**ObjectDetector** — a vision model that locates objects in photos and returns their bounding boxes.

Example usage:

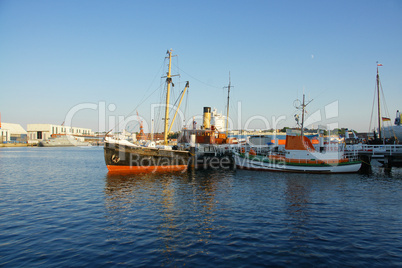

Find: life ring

[240,147,245,154]
[111,154,120,163]
[249,148,256,156]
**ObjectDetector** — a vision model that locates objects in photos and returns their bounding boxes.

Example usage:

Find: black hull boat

[103,50,192,174]
[104,141,191,173]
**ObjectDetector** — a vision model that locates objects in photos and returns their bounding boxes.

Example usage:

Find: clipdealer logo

[63,99,342,165]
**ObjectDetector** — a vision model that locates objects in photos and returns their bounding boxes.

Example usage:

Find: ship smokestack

[203,107,211,129]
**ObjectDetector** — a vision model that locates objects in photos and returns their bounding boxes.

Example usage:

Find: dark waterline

[1,147,401,267]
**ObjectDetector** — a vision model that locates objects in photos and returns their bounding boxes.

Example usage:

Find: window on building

[37,132,42,139]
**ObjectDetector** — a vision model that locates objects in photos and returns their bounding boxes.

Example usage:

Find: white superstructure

[382,110,402,142]
[211,108,227,132]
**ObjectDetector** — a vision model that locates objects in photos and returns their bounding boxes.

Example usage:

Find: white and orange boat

[234,95,362,173]
[234,131,361,173]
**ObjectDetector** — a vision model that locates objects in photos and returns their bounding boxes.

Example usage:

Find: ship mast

[376,62,382,140]
[295,93,312,137]
[301,94,305,137]
[224,73,232,137]
[163,50,173,145]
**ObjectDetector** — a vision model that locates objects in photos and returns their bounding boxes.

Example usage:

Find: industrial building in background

[27,124,94,145]
[0,122,28,144]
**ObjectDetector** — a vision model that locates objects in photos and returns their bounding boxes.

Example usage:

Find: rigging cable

[368,80,376,134]
[105,60,165,135]
[174,65,221,89]
[379,79,397,140]
[106,80,164,136]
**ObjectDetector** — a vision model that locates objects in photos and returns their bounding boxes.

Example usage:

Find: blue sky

[1,0,401,133]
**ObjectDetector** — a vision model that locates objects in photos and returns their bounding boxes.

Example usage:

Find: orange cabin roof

[285,135,316,151]
[271,137,318,145]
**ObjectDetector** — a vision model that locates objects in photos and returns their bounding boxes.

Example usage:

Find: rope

[368,80,376,133]
[154,77,165,134]
[105,60,165,136]
[360,159,371,165]
[174,65,221,89]
[379,79,397,140]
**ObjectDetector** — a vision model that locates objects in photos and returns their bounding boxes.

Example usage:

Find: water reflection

[360,159,402,178]
[103,170,234,265]
[284,174,312,251]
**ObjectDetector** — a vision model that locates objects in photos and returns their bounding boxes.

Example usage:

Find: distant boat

[104,50,191,173]
[234,94,362,173]
[38,135,91,147]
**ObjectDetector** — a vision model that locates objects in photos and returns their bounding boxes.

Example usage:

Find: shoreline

[0,144,29,147]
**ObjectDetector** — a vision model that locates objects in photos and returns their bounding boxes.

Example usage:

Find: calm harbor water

[1,147,401,267]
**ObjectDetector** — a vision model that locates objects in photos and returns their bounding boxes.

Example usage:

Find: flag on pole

[377,63,383,66]
[382,117,391,121]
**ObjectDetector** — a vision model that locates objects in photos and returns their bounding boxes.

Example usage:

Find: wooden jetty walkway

[347,144,402,169]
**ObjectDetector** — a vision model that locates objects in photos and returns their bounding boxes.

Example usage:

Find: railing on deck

[346,144,402,156]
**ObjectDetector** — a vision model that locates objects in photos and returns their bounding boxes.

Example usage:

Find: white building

[27,124,94,144]
[0,123,28,143]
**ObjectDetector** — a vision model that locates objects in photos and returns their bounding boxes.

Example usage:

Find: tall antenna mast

[223,72,233,137]
[294,93,313,137]
[376,62,382,140]
[301,94,306,137]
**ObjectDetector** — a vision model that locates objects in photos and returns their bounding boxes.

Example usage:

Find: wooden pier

[347,144,402,169]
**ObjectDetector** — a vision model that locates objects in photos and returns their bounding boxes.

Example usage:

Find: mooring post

[190,134,196,169]
[384,156,392,175]
[360,155,372,174]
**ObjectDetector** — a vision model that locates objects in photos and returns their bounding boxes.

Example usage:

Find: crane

[136,110,145,140]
